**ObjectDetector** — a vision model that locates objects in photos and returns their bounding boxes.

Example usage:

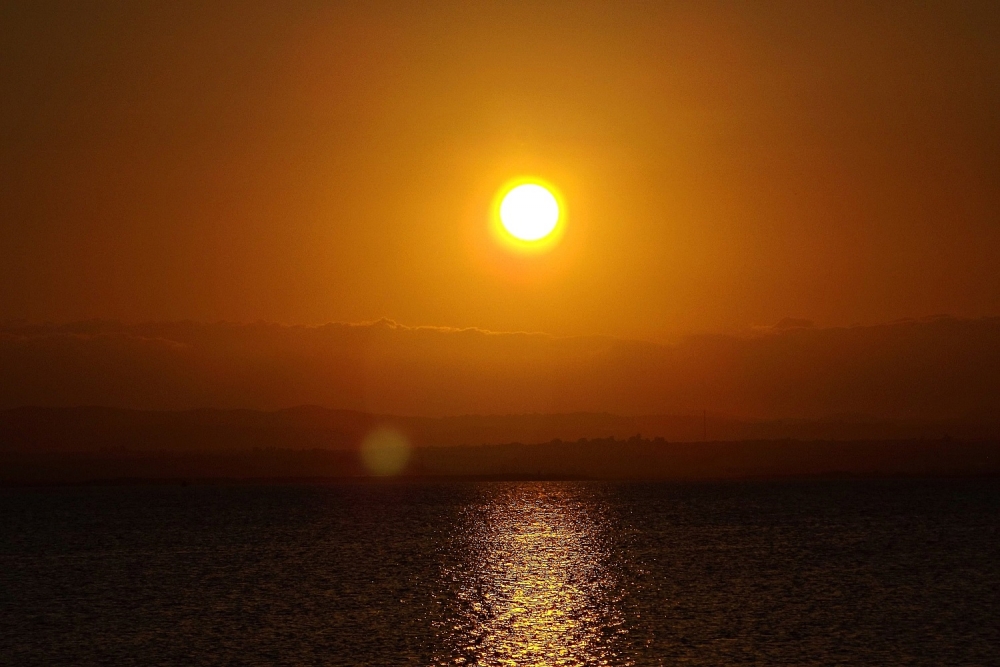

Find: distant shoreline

[3,406,997,484]
[4,471,1000,489]
[2,437,997,485]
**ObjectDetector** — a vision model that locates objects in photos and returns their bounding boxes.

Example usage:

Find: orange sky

[3,317,999,419]
[2,1,999,339]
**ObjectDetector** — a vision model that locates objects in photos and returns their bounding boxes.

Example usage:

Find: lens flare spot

[360,426,411,476]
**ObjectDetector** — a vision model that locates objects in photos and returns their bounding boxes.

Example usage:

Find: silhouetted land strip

[1,407,997,484]
[4,405,999,451]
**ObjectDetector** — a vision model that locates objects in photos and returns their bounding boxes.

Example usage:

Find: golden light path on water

[437,483,629,667]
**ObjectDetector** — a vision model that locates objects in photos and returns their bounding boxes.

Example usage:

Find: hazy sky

[3,1,999,338]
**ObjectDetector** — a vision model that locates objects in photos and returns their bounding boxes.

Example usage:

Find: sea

[1,480,998,666]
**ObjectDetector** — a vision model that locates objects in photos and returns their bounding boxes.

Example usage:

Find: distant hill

[1,406,997,483]
[3,405,1000,454]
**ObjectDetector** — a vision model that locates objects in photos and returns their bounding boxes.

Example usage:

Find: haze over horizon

[2,315,998,420]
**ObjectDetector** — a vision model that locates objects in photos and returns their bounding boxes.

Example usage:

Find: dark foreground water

[1,481,998,666]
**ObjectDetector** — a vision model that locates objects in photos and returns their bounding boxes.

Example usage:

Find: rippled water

[1,480,998,665]
[438,485,626,666]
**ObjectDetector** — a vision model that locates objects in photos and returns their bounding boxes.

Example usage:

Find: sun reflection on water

[437,483,629,667]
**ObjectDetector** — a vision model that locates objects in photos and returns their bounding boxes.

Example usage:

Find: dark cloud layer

[1,316,998,419]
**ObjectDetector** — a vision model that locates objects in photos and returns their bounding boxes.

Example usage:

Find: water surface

[1,480,998,665]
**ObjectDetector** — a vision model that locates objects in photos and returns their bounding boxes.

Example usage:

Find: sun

[499,183,560,242]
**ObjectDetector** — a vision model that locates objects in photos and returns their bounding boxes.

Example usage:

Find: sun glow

[494,181,563,248]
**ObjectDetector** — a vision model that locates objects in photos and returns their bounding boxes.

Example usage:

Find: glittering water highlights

[437,484,627,666]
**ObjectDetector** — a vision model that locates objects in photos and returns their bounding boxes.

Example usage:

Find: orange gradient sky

[2,1,999,339]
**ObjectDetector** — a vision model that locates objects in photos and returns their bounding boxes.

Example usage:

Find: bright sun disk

[499,184,560,242]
